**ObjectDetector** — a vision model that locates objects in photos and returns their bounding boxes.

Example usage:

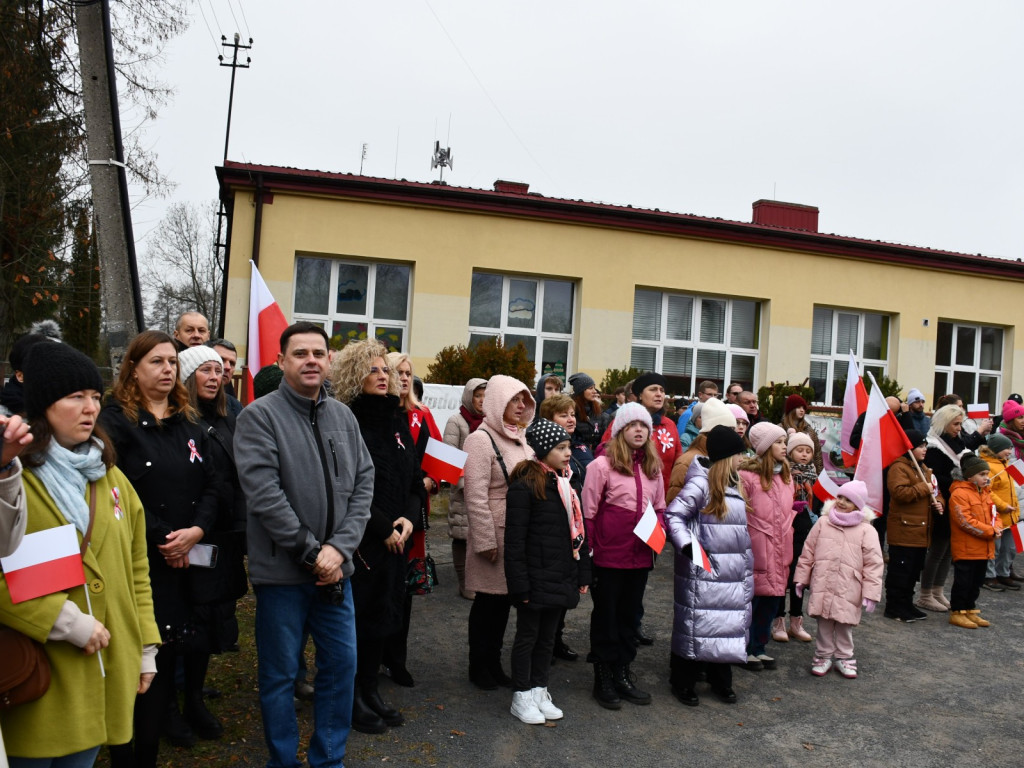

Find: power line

[195,0,220,56]
[224,0,243,37]
[205,0,224,36]
[235,0,253,39]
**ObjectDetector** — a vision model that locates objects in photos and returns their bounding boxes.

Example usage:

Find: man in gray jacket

[235,321,374,768]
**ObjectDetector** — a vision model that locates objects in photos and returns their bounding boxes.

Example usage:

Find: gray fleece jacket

[235,380,374,585]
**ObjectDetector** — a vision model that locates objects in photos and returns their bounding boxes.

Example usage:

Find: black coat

[925,434,968,538]
[504,473,592,608]
[99,402,227,644]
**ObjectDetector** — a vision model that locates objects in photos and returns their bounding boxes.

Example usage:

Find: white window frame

[467,272,575,376]
[809,307,890,406]
[629,290,760,396]
[291,256,412,351]
[933,320,1003,406]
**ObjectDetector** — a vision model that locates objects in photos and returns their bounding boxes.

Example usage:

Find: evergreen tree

[60,206,101,360]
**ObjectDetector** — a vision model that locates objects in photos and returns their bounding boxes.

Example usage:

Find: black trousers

[467,591,511,667]
[669,653,732,691]
[950,559,988,611]
[510,603,561,691]
[885,544,927,615]
[588,566,648,665]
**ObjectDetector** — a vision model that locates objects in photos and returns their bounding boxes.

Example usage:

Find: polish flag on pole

[1005,459,1024,485]
[420,437,469,484]
[840,351,869,466]
[966,403,990,420]
[1011,520,1024,554]
[812,469,843,504]
[854,372,914,511]
[247,260,289,393]
[633,501,666,554]
[1,525,85,604]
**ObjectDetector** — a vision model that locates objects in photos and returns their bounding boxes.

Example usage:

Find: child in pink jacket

[794,480,884,680]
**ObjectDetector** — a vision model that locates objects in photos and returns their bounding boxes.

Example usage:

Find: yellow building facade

[218,163,1024,408]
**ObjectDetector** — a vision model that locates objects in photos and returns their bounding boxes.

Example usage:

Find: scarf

[999,425,1024,461]
[539,460,585,560]
[926,432,969,466]
[828,505,865,528]
[460,404,484,433]
[31,437,107,535]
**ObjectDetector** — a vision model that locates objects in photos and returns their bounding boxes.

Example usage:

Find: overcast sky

[130,0,1024,262]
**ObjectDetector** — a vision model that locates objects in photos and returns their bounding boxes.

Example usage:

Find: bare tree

[142,202,222,332]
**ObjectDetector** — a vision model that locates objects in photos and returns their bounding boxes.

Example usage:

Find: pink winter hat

[1002,400,1024,422]
[786,429,814,454]
[836,480,868,511]
[748,422,786,457]
[611,402,654,438]
[727,404,748,423]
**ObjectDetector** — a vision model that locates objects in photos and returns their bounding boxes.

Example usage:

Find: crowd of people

[1,314,1021,765]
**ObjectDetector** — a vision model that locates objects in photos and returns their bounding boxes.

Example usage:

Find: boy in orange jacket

[948,454,1002,628]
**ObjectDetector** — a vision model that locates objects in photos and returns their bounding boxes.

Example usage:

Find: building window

[933,321,1002,407]
[809,307,889,406]
[468,272,575,378]
[292,255,411,351]
[629,289,760,395]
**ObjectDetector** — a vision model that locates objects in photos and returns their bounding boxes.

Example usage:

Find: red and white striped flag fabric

[967,403,990,420]
[247,260,289,393]
[1,524,85,604]
[812,469,843,504]
[691,534,712,573]
[840,351,869,466]
[421,437,468,485]
[855,372,914,511]
[633,501,666,553]
[1006,459,1024,485]
[1011,521,1024,554]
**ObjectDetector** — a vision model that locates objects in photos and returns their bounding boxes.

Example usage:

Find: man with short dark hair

[677,380,719,433]
[209,338,243,416]
[173,311,210,350]
[235,321,374,768]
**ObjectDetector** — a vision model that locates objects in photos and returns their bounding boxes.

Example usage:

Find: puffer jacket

[979,447,1020,528]
[886,455,935,548]
[581,453,665,569]
[504,471,592,607]
[948,477,997,561]
[739,467,796,596]
[462,376,535,594]
[665,458,753,664]
[794,501,883,625]
[667,439,706,503]
[442,378,487,540]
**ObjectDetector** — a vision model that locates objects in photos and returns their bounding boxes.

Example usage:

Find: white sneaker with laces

[810,657,833,676]
[531,687,564,720]
[511,690,545,724]
[835,658,858,679]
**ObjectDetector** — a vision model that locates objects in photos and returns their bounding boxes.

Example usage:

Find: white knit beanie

[611,402,654,438]
[178,345,223,382]
[699,397,737,433]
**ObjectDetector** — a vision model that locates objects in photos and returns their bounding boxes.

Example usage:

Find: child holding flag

[504,420,591,724]
[582,402,665,710]
[739,423,795,670]
[794,480,884,678]
[947,455,1001,628]
[665,425,754,706]
[979,434,1020,591]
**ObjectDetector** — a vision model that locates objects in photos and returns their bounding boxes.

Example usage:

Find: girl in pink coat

[794,480,884,679]
[739,422,795,671]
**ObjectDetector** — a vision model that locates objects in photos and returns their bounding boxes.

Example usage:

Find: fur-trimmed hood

[821,498,879,523]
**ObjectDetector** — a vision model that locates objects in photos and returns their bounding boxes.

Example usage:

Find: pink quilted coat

[739,469,796,596]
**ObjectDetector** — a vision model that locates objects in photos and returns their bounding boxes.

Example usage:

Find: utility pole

[214,33,252,337]
[75,0,144,370]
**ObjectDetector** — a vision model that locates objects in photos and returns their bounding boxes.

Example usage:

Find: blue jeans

[255,581,356,768]
[10,747,101,768]
[986,533,1016,578]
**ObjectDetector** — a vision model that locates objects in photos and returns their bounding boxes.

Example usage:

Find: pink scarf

[828,506,865,528]
[540,460,585,560]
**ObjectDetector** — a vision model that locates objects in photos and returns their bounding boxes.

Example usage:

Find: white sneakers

[511,688,564,724]
[834,658,858,679]
[810,657,833,676]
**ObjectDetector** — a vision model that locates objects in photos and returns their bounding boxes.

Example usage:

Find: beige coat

[443,378,488,540]
[462,376,534,595]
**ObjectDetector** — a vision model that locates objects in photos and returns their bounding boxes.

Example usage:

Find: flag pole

[83,587,106,678]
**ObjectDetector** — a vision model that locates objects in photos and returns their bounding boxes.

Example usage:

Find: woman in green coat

[0,344,160,768]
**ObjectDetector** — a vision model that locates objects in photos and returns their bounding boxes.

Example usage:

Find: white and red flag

[966,403,990,420]
[1,524,85,604]
[854,372,914,511]
[840,351,869,466]
[1011,520,1024,554]
[812,469,843,504]
[1005,459,1024,485]
[420,437,468,485]
[690,533,712,573]
[247,260,289,394]
[633,501,666,554]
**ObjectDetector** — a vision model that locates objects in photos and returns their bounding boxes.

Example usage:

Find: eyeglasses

[369,366,390,375]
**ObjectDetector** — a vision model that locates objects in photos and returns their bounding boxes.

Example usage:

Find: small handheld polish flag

[1005,459,1024,485]
[812,469,843,504]
[633,501,666,554]
[420,437,469,485]
[966,403,990,420]
[1,525,85,604]
[1011,521,1024,554]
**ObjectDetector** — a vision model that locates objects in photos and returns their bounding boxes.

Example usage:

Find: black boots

[592,663,621,710]
[351,689,388,734]
[612,664,651,705]
[183,694,224,739]
[363,684,404,727]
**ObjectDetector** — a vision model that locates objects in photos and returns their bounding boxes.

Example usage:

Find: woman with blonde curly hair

[328,341,421,734]
[99,331,226,764]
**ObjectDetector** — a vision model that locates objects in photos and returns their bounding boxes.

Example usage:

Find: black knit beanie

[632,372,667,397]
[253,363,284,399]
[706,424,746,463]
[23,343,104,419]
[960,453,989,480]
[526,418,571,461]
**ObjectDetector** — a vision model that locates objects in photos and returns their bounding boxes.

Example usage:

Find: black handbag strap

[484,431,510,486]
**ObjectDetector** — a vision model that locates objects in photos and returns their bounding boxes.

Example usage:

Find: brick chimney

[494,179,529,195]
[752,199,818,232]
